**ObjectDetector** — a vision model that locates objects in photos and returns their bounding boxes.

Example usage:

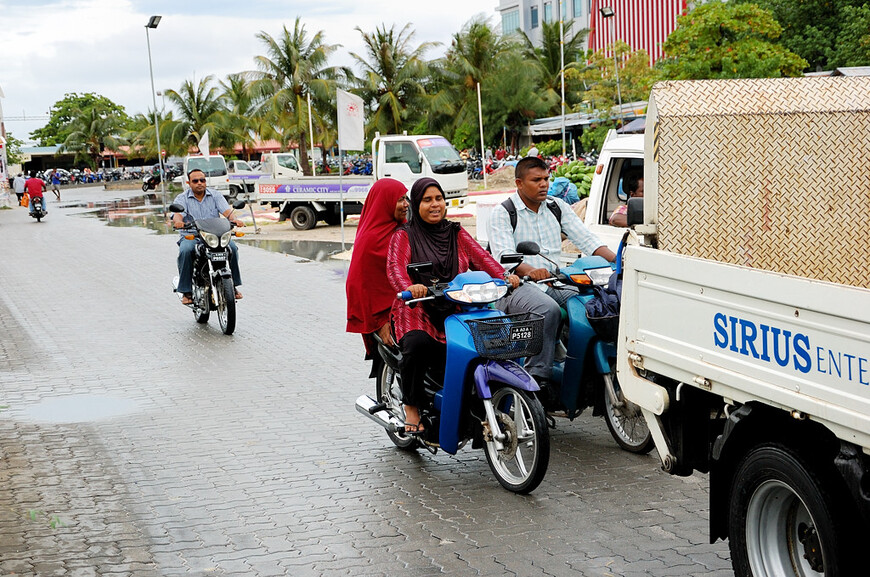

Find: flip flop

[403,422,425,435]
[181,294,194,305]
[234,291,243,300]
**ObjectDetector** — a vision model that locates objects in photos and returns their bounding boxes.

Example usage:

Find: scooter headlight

[219,231,232,247]
[200,231,220,248]
[445,281,508,304]
[585,267,613,286]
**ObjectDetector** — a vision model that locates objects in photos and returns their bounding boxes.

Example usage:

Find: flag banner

[198,130,210,158]
[336,89,365,151]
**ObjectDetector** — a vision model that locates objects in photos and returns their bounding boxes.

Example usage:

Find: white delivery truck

[615,77,870,576]
[233,134,469,230]
[174,154,232,198]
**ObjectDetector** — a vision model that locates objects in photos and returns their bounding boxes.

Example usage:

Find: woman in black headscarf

[386,177,519,434]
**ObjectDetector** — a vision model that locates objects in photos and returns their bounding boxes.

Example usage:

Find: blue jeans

[177,239,241,294]
[29,196,46,213]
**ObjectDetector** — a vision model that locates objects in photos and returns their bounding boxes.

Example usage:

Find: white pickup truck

[233,134,469,230]
[615,77,870,576]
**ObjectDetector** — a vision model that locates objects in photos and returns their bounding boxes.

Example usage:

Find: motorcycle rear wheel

[603,372,654,454]
[375,363,418,451]
[484,386,549,494]
[215,277,236,335]
[192,282,210,324]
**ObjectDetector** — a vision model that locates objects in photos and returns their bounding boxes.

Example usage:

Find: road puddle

[80,195,350,262]
[19,395,139,424]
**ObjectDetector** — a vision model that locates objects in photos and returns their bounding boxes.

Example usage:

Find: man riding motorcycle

[171,168,245,305]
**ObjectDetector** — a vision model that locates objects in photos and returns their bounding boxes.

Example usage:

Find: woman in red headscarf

[387,177,519,433]
[346,178,409,355]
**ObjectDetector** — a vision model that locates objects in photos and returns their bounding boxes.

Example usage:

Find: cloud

[0,0,497,143]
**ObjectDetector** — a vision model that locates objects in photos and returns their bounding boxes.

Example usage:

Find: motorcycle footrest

[367,402,388,415]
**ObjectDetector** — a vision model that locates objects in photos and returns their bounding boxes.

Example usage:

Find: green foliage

[58,102,129,169]
[571,42,659,119]
[451,123,477,151]
[519,19,589,116]
[580,123,613,153]
[4,132,24,166]
[735,0,869,71]
[31,93,128,146]
[660,3,808,79]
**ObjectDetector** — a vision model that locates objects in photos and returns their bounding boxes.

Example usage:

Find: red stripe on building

[589,0,686,66]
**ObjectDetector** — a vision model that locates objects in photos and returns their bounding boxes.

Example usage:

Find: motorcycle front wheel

[215,276,236,335]
[602,370,653,454]
[483,386,549,494]
[375,362,418,451]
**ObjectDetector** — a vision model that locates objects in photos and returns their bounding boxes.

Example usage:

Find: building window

[501,9,520,34]
[543,1,552,23]
[530,4,539,28]
[573,0,583,18]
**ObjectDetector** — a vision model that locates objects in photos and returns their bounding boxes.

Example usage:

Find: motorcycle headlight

[219,231,232,247]
[585,267,613,286]
[200,231,220,248]
[445,281,508,304]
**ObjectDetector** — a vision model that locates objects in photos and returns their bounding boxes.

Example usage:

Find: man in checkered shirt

[488,156,616,400]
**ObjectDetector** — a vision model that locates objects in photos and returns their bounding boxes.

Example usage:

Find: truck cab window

[599,158,643,225]
[384,142,422,174]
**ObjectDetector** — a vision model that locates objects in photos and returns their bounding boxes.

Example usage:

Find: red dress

[387,227,505,344]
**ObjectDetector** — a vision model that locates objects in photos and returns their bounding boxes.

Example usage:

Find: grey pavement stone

[0,189,732,575]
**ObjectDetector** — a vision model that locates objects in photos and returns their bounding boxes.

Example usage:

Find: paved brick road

[0,191,732,576]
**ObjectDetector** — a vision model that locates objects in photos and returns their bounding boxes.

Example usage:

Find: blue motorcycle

[355,265,551,494]
[515,241,653,454]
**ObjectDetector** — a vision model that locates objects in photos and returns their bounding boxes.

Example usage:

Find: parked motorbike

[169,201,246,335]
[356,264,551,494]
[510,241,652,453]
[29,197,47,222]
[142,171,161,191]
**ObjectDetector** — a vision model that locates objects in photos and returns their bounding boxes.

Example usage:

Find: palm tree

[165,75,227,152]
[126,110,190,160]
[58,104,128,169]
[520,19,588,115]
[351,23,435,135]
[250,18,350,175]
[220,73,259,160]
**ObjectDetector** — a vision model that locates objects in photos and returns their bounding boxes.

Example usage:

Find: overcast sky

[0,0,498,144]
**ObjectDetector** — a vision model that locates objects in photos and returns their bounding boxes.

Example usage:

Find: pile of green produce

[552,161,596,198]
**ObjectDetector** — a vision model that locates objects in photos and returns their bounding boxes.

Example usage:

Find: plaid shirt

[488,192,605,273]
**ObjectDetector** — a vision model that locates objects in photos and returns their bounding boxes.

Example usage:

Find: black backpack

[487,197,563,253]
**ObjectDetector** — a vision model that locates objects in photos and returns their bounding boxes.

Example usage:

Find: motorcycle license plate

[207,252,227,262]
[510,325,533,341]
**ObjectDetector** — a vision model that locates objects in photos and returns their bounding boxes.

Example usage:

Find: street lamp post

[559,0,566,157]
[599,6,624,126]
[145,15,167,213]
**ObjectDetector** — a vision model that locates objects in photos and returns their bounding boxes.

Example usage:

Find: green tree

[251,18,349,175]
[572,42,659,119]
[520,19,588,115]
[660,2,808,80]
[220,73,259,160]
[58,103,129,168]
[4,132,24,166]
[126,110,190,161]
[165,75,228,152]
[351,23,435,136]
[31,93,128,146]
[734,0,869,71]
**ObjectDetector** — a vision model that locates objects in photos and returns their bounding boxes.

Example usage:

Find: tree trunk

[299,132,311,176]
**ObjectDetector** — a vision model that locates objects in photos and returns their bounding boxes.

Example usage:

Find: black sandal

[403,422,425,435]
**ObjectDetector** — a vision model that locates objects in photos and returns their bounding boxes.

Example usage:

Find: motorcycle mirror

[169,203,185,213]
[516,241,541,256]
[406,262,433,277]
[500,253,523,265]
[232,200,247,210]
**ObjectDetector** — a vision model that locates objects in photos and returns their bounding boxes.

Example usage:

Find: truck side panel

[618,244,870,450]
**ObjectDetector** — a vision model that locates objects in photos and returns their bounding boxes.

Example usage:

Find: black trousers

[399,330,446,407]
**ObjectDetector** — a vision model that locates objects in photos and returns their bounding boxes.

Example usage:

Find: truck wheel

[227,186,240,201]
[728,443,857,576]
[290,206,317,230]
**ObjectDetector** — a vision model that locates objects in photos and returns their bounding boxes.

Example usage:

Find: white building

[497,0,593,47]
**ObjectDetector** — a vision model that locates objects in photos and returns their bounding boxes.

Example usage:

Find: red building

[588,0,688,65]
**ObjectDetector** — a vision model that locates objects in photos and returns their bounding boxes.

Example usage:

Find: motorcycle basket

[464,312,544,360]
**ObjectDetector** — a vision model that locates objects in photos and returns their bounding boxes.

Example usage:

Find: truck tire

[290,205,317,230]
[728,443,857,576]
[227,185,241,201]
